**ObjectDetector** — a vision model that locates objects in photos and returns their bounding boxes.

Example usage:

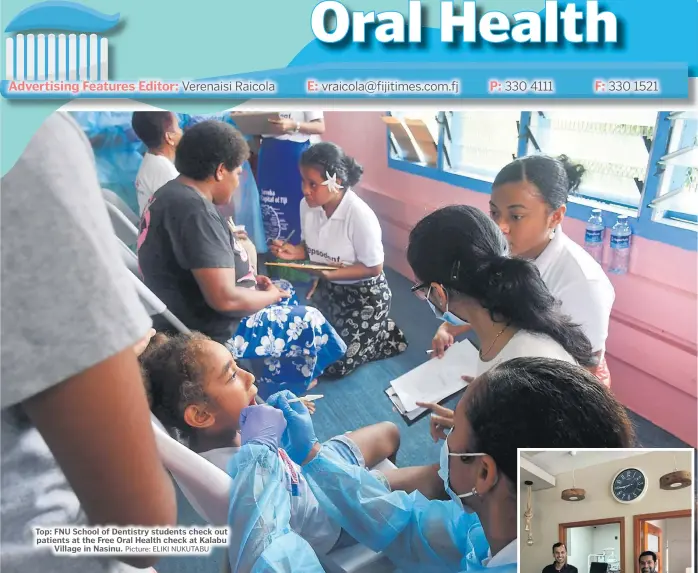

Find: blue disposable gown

[70,111,145,215]
[227,445,516,573]
[227,444,325,572]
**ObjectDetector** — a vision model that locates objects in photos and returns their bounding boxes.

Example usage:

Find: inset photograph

[519,449,695,573]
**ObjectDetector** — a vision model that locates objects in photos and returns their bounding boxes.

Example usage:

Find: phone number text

[487,79,555,94]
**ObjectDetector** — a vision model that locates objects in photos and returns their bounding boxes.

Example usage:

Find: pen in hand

[280,229,296,249]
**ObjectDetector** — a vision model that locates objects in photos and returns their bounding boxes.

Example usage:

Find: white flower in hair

[322,171,344,194]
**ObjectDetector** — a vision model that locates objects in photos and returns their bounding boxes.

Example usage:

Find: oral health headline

[311,1,619,45]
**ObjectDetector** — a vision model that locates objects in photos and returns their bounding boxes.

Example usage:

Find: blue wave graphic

[5,1,120,33]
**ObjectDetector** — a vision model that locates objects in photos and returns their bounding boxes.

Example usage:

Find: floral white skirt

[225,280,347,400]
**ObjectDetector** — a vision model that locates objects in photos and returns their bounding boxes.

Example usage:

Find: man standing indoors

[638,551,657,573]
[543,543,578,573]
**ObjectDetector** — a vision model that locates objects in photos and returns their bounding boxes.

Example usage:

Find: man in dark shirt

[542,542,578,573]
[137,120,289,343]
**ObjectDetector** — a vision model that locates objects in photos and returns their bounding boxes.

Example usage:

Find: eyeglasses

[411,262,462,302]
[410,282,430,301]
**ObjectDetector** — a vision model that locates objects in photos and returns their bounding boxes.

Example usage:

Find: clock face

[612,468,647,502]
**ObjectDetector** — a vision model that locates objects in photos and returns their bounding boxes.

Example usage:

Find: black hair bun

[478,256,542,311]
[343,156,364,187]
[557,154,586,193]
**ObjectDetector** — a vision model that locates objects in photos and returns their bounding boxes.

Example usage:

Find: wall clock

[611,467,648,503]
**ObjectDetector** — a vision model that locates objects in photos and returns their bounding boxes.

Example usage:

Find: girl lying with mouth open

[138,331,400,556]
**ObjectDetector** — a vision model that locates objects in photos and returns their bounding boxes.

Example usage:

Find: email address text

[306,79,460,95]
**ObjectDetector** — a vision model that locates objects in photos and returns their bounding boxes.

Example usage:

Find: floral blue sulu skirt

[225,280,347,400]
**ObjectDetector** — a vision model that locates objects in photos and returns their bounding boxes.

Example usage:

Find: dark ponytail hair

[493,154,585,210]
[465,357,635,483]
[407,205,594,367]
[138,331,211,441]
[300,142,364,187]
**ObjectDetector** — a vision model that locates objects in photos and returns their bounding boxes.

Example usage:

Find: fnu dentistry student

[270,142,408,377]
[225,356,635,573]
[432,154,615,387]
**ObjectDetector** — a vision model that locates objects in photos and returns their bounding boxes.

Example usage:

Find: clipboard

[384,340,479,425]
[385,387,429,424]
[230,112,282,136]
[265,261,339,271]
[385,386,467,425]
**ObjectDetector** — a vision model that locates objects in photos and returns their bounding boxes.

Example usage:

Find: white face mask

[438,430,493,513]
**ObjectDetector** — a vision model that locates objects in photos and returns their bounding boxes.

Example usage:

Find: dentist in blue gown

[225,356,635,572]
[226,376,530,572]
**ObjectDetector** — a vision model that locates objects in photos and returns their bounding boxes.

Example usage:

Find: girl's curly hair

[138,331,212,441]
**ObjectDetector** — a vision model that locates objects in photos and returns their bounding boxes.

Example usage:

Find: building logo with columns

[4,1,120,82]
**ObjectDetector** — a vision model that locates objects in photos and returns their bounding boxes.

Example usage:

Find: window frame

[650,111,698,226]
[386,111,697,251]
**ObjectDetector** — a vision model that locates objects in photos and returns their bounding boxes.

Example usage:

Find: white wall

[564,524,622,572]
[665,517,692,573]
[593,524,622,569]
[568,527,593,570]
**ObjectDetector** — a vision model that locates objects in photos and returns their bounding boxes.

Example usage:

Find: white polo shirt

[300,189,384,284]
[135,152,179,214]
[533,228,615,353]
[263,111,324,143]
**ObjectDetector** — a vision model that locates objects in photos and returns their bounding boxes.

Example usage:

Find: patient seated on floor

[138,332,401,556]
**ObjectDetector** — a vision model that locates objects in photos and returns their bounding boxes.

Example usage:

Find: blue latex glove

[239,404,287,452]
[266,391,319,465]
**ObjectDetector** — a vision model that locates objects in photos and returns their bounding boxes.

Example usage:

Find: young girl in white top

[270,142,408,377]
[132,111,182,214]
[432,155,615,386]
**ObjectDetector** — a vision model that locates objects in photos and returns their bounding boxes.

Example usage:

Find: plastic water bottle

[584,209,604,264]
[608,215,632,274]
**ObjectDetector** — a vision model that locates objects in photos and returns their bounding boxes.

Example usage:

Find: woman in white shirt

[411,204,595,378]
[131,111,182,214]
[432,154,615,386]
[270,142,408,377]
[257,112,326,283]
[383,204,596,498]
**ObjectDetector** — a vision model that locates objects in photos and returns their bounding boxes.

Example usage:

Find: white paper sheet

[390,340,480,412]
